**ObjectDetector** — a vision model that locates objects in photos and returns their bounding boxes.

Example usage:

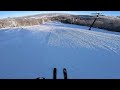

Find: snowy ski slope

[0,21,120,79]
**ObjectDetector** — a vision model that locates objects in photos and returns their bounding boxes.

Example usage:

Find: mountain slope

[0,22,120,79]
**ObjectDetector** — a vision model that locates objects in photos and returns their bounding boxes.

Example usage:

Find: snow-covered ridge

[28,13,71,19]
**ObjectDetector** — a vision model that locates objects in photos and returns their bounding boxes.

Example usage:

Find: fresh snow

[0,21,120,79]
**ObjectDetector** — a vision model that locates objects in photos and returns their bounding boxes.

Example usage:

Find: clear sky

[0,11,120,19]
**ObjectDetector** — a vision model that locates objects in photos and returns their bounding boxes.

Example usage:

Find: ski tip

[54,68,57,70]
[63,68,67,71]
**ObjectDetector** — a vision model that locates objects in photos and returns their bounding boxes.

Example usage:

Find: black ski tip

[63,68,67,79]
[53,68,57,79]
[54,68,57,71]
[63,68,67,72]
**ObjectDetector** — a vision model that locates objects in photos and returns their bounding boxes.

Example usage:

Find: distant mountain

[13,13,71,19]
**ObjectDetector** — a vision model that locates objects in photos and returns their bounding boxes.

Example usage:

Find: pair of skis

[53,68,67,79]
[36,68,67,79]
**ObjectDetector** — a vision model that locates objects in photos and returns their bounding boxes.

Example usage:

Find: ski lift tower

[89,11,102,30]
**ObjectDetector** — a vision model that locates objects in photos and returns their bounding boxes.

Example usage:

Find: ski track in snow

[0,21,120,54]
[1,21,120,79]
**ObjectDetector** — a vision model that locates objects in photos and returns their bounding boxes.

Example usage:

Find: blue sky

[0,11,120,18]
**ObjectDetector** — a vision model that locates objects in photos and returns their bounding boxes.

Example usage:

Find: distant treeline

[0,17,50,28]
[51,15,120,32]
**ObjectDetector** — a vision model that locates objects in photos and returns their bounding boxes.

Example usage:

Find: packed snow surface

[0,21,120,79]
